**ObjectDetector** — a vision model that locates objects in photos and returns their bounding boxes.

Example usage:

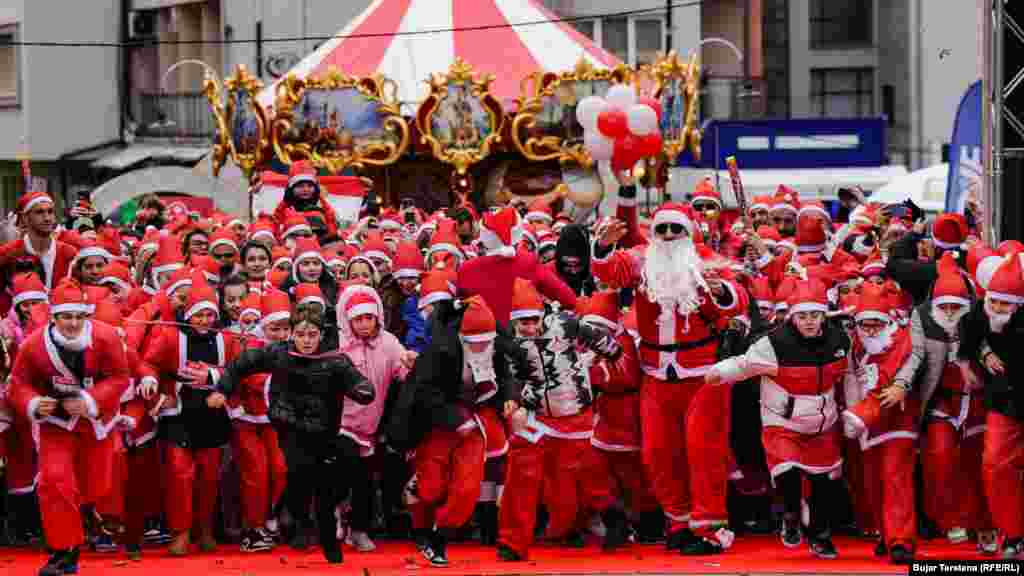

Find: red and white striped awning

[257,0,622,108]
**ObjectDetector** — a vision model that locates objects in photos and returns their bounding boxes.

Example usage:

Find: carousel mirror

[271,67,410,174]
[511,59,632,169]
[219,65,270,176]
[651,51,703,161]
[416,58,504,175]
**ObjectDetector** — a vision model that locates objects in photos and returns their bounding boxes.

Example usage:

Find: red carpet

[0,535,992,575]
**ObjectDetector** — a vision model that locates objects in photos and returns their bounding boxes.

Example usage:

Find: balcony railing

[136,92,216,139]
[701,76,767,121]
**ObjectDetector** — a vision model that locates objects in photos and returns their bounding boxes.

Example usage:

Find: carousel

[203,0,703,223]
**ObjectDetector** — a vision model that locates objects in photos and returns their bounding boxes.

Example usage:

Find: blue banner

[945,80,983,213]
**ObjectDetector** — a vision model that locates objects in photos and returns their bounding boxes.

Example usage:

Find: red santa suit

[0,193,78,307]
[7,280,131,552]
[591,203,741,550]
[840,284,918,556]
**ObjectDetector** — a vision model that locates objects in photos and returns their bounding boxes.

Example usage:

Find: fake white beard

[642,236,708,324]
[463,343,497,383]
[931,304,968,336]
[984,298,1017,334]
[51,320,93,352]
[857,322,897,356]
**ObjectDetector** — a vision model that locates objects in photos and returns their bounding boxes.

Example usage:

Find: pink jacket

[337,285,408,456]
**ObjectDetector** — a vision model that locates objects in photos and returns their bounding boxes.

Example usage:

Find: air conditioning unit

[130,11,157,40]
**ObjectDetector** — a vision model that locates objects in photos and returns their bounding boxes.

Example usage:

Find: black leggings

[776,469,842,538]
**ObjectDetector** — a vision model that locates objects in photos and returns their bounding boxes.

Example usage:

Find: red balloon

[639,133,663,157]
[612,134,642,171]
[597,108,629,139]
[638,96,663,123]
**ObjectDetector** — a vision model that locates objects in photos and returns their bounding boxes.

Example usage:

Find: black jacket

[217,341,374,434]
[555,224,597,297]
[384,306,527,452]
[885,233,967,306]
[958,300,1024,420]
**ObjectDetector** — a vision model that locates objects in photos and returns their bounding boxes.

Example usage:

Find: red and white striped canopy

[257,0,622,107]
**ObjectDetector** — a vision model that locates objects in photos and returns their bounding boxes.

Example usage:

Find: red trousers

[844,439,878,535]
[588,447,660,514]
[499,435,615,557]
[233,423,287,528]
[983,412,1024,539]
[124,443,164,542]
[4,415,37,494]
[641,375,730,536]
[860,439,916,550]
[923,421,990,533]
[409,428,485,531]
[164,444,221,533]
[37,422,114,550]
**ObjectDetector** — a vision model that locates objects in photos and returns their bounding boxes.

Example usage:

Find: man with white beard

[959,252,1024,559]
[890,252,995,554]
[593,201,741,555]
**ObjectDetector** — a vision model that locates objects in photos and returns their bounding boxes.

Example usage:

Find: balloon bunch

[576,84,664,172]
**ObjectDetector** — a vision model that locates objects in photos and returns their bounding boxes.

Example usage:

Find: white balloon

[626,104,659,136]
[575,96,608,132]
[605,84,637,110]
[584,130,614,162]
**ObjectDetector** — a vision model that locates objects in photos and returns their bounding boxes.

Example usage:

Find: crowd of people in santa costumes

[3,156,1024,575]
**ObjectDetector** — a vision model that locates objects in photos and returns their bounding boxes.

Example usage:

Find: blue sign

[945,81,983,213]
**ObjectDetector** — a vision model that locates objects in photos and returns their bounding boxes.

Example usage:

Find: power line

[0,1,702,48]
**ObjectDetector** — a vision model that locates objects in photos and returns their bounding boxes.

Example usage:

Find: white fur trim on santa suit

[932,237,963,250]
[299,295,326,308]
[509,309,544,321]
[652,209,695,236]
[209,238,238,253]
[288,173,317,189]
[461,332,497,343]
[261,310,290,327]
[798,204,831,223]
[153,261,184,276]
[986,291,1024,305]
[932,295,970,307]
[347,302,378,320]
[165,276,192,297]
[862,263,885,276]
[428,243,464,260]
[853,310,891,324]
[250,230,276,244]
[185,300,219,320]
[22,195,54,212]
[479,227,516,258]
[393,268,421,280]
[526,211,553,224]
[51,302,91,315]
[419,291,452,308]
[13,290,47,307]
[788,302,828,315]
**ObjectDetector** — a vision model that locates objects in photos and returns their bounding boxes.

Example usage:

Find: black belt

[640,335,718,353]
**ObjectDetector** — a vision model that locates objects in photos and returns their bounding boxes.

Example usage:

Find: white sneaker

[948,527,969,544]
[978,530,999,555]
[346,530,377,552]
[588,513,607,538]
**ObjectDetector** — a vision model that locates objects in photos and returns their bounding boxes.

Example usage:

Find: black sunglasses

[654,223,685,235]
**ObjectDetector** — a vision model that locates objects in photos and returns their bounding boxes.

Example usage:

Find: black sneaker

[665,528,695,551]
[681,536,724,556]
[288,526,310,551]
[780,517,802,549]
[425,530,448,567]
[496,543,523,562]
[240,529,274,553]
[874,540,887,558]
[809,536,838,560]
[562,530,585,548]
[1002,537,1024,560]
[415,530,440,565]
[38,547,78,576]
[601,508,629,551]
[889,544,913,565]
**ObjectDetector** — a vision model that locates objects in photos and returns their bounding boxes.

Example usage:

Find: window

[0,23,19,108]
[810,68,874,118]
[578,17,664,67]
[810,0,872,49]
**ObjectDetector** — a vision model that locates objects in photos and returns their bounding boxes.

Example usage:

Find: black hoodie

[555,224,596,297]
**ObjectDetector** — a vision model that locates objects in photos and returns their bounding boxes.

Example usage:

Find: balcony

[134,92,216,140]
[700,76,767,121]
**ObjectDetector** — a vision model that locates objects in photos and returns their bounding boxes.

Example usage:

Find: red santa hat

[459,296,497,343]
[480,207,521,258]
[651,203,696,237]
[270,245,292,270]
[579,290,621,333]
[771,185,800,214]
[138,228,161,261]
[749,275,776,315]
[288,160,318,189]
[266,268,289,291]
[537,227,558,252]
[195,254,222,284]
[12,272,47,308]
[17,191,54,214]
[510,278,545,321]
[163,267,193,298]
[795,213,827,253]
[984,253,1024,304]
[291,236,324,271]
[691,178,722,209]
[997,240,1024,256]
[98,261,133,294]
[248,220,277,245]
[378,212,403,233]
[342,286,382,321]
[280,213,313,240]
[932,253,970,307]
[428,219,465,264]
[849,204,876,228]
[525,198,554,224]
[967,243,996,278]
[184,281,219,321]
[932,213,968,250]
[152,234,185,277]
[71,238,113,270]
[92,299,124,330]
[798,201,831,227]
[861,253,886,279]
[295,282,325,308]
[786,278,829,315]
[748,195,772,215]
[260,289,291,327]
[392,241,425,280]
[419,270,454,309]
[854,283,893,324]
[209,227,239,255]
[361,232,394,267]
[239,293,262,324]
[775,277,798,313]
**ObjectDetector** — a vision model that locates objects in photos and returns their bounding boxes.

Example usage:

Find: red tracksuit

[228,369,287,530]
[7,321,130,550]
